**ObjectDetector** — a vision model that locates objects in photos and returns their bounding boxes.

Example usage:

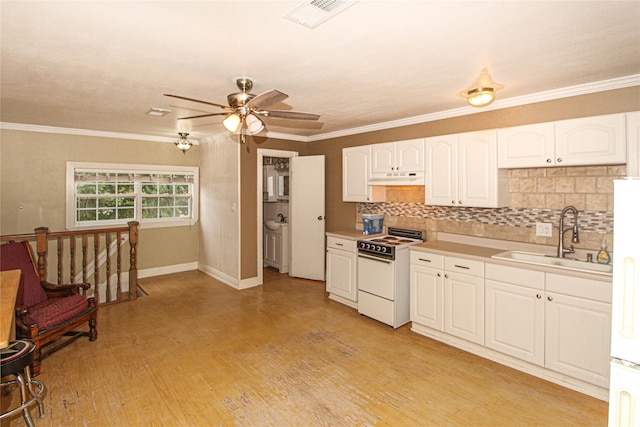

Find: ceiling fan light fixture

[466,87,496,107]
[245,113,265,134]
[223,114,241,133]
[174,132,192,154]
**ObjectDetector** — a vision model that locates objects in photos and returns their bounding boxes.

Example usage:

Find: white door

[290,155,325,281]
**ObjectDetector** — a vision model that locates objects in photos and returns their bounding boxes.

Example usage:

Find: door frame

[257,148,298,285]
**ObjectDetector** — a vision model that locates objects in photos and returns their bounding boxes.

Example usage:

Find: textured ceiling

[1,1,639,142]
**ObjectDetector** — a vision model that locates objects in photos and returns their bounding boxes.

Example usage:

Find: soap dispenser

[596,240,611,265]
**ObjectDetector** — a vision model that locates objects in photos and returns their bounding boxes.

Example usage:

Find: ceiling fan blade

[247,90,288,110]
[177,112,230,120]
[164,94,231,110]
[262,110,320,121]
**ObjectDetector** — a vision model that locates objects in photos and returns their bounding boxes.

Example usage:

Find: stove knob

[381,247,387,253]
[374,245,380,251]
[366,243,371,249]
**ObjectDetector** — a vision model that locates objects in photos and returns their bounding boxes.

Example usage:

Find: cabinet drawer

[546,273,612,303]
[410,251,444,269]
[445,256,484,277]
[485,263,544,290]
[326,236,356,252]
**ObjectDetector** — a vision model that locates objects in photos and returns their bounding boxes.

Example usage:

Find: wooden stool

[1,340,45,426]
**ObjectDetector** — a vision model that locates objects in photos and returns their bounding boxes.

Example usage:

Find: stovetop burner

[357,228,423,260]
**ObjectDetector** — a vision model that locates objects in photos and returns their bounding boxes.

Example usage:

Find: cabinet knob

[451,200,455,205]
[546,158,552,163]
[557,158,563,163]
[458,200,462,205]
[547,296,553,302]
[444,274,449,279]
[437,273,441,277]
[317,216,324,220]
[536,293,542,299]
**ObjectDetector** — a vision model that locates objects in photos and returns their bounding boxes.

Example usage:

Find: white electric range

[356,228,423,328]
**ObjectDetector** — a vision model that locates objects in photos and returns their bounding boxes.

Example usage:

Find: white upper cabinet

[342,146,385,202]
[555,113,626,166]
[625,111,640,177]
[342,146,370,202]
[370,139,425,173]
[498,113,627,168]
[425,131,508,208]
[497,122,555,168]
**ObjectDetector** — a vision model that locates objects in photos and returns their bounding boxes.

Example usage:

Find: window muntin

[67,163,198,229]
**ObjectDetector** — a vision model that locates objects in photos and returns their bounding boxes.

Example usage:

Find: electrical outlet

[536,222,553,237]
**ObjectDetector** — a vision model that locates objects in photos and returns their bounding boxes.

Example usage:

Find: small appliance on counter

[362,213,384,235]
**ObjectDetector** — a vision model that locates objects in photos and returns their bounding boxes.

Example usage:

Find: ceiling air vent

[285,0,358,29]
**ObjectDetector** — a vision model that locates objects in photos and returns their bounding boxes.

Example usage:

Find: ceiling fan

[165,78,320,143]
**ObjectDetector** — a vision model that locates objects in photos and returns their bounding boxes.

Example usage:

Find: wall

[238,136,310,280]
[358,164,625,252]
[199,134,240,284]
[307,87,640,237]
[0,129,200,271]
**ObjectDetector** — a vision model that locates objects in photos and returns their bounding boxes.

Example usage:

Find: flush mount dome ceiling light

[460,69,503,107]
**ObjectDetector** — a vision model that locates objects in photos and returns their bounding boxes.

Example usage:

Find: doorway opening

[257,149,298,286]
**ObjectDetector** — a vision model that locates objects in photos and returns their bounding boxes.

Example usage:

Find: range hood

[368,171,425,186]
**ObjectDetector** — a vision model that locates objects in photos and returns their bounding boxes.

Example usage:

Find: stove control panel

[357,240,395,260]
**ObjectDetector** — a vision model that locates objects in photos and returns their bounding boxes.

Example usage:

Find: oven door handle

[358,254,393,264]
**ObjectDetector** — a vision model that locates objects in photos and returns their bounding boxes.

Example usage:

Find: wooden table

[1,269,21,349]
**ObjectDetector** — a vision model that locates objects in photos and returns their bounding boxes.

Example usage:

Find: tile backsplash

[357,165,626,250]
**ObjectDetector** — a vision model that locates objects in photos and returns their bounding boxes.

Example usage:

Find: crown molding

[305,74,640,142]
[0,122,199,144]
[2,74,638,144]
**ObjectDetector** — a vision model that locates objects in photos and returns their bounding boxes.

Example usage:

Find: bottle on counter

[596,240,611,264]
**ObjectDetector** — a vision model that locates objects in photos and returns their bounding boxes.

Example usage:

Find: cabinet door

[395,139,425,172]
[555,113,626,166]
[458,130,507,208]
[425,135,458,206]
[444,271,484,345]
[326,249,357,300]
[342,146,371,202]
[370,142,395,173]
[410,265,443,330]
[626,111,640,177]
[545,292,612,388]
[485,280,544,366]
[264,231,281,266]
[497,123,555,168]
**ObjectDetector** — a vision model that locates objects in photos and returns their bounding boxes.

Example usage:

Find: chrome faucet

[557,205,580,258]
[277,213,287,223]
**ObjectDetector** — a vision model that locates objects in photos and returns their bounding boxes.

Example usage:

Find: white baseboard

[138,262,198,279]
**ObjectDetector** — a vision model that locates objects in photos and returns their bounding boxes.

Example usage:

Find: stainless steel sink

[491,250,612,275]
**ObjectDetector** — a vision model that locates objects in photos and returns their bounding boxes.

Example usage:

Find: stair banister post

[127,221,139,300]
[34,227,49,281]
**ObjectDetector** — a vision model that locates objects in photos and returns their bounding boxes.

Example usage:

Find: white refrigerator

[609,179,640,426]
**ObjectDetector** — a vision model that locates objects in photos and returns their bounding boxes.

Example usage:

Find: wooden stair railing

[1,221,139,305]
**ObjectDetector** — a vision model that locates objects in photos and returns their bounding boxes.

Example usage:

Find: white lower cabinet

[325,236,358,307]
[264,226,289,273]
[410,252,444,330]
[410,249,613,396]
[443,257,485,345]
[485,264,545,366]
[545,276,612,389]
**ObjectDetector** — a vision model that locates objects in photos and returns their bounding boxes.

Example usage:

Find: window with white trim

[66,162,199,229]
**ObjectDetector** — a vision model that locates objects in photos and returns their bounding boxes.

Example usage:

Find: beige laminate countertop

[411,240,612,282]
[326,230,384,240]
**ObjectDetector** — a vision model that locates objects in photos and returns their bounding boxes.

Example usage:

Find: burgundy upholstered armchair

[0,241,98,376]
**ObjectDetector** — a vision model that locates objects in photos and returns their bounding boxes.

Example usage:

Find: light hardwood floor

[2,269,608,426]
